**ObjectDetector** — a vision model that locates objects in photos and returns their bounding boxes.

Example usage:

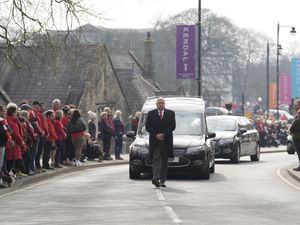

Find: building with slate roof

[0,30,161,124]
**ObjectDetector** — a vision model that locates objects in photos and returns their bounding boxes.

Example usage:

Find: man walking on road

[146,97,176,188]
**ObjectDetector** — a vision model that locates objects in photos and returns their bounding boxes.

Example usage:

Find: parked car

[207,115,260,163]
[287,134,295,154]
[206,107,229,116]
[126,96,216,180]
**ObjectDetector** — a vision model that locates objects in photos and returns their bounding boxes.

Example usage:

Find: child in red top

[43,110,57,170]
[54,110,66,167]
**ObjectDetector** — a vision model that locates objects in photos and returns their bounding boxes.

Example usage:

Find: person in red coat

[18,110,38,175]
[61,107,74,165]
[6,103,27,176]
[1,105,14,187]
[54,110,66,168]
[31,101,47,171]
[43,110,57,170]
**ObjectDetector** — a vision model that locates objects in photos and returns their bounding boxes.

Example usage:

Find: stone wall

[78,45,130,126]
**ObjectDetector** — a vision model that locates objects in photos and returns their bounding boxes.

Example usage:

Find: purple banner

[279,74,291,104]
[176,25,195,79]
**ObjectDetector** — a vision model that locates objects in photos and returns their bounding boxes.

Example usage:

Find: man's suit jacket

[146,108,176,158]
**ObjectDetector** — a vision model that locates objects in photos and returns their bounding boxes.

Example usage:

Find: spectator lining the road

[290,109,300,171]
[52,99,61,112]
[87,111,97,141]
[54,110,66,168]
[131,111,141,135]
[98,111,114,160]
[44,110,57,170]
[61,106,74,166]
[0,105,12,188]
[6,103,27,178]
[113,110,124,160]
[18,110,37,175]
[67,109,87,167]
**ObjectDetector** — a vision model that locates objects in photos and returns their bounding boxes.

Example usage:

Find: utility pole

[197,0,202,96]
[266,42,269,114]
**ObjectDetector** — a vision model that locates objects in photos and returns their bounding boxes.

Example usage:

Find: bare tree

[0,0,96,66]
[153,8,274,105]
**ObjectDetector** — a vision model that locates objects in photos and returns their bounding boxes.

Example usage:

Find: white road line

[164,206,183,224]
[155,189,182,223]
[0,173,73,199]
[156,189,165,200]
[277,168,300,191]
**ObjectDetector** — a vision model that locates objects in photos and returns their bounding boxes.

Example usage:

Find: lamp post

[276,22,296,120]
[266,42,269,114]
[197,0,202,96]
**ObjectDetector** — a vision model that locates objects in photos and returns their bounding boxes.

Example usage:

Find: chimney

[144,31,155,81]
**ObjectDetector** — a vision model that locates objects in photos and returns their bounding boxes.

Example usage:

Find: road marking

[0,173,73,199]
[277,168,300,191]
[164,206,183,224]
[156,189,165,200]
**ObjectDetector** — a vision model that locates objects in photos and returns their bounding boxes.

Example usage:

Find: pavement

[260,145,300,182]
[0,154,129,192]
[1,146,300,192]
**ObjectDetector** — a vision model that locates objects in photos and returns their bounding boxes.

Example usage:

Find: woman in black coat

[98,112,113,160]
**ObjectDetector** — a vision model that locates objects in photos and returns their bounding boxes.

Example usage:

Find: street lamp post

[276,22,296,120]
[197,0,202,96]
[267,42,269,114]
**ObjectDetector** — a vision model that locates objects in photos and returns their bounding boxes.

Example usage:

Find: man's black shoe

[43,166,55,170]
[152,179,160,187]
[160,182,166,188]
[293,166,300,171]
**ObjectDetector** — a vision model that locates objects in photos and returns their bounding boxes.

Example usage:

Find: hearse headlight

[132,145,149,154]
[187,146,206,154]
[218,138,234,145]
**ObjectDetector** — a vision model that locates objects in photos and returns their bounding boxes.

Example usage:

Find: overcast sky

[83,0,300,50]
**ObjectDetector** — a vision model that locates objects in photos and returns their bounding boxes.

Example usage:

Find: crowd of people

[0,99,139,188]
[255,118,289,147]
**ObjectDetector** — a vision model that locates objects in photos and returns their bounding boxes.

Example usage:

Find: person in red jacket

[6,103,27,177]
[43,110,57,170]
[18,110,38,175]
[0,105,14,187]
[61,107,74,165]
[54,110,66,168]
[26,102,44,173]
[31,101,48,171]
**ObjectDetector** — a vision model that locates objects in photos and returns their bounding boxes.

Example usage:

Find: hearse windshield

[138,111,204,136]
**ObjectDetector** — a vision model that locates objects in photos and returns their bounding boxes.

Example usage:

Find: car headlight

[186,146,206,154]
[218,138,234,145]
[131,145,149,154]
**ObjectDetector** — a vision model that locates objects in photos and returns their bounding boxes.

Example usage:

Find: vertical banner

[176,25,195,79]
[291,58,300,98]
[269,83,277,109]
[279,74,291,104]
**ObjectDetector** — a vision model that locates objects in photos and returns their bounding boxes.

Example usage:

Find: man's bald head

[156,97,165,111]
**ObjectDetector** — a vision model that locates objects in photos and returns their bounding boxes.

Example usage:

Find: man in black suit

[146,97,176,187]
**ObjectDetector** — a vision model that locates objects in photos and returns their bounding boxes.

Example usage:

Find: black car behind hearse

[126,96,216,180]
[207,115,260,163]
